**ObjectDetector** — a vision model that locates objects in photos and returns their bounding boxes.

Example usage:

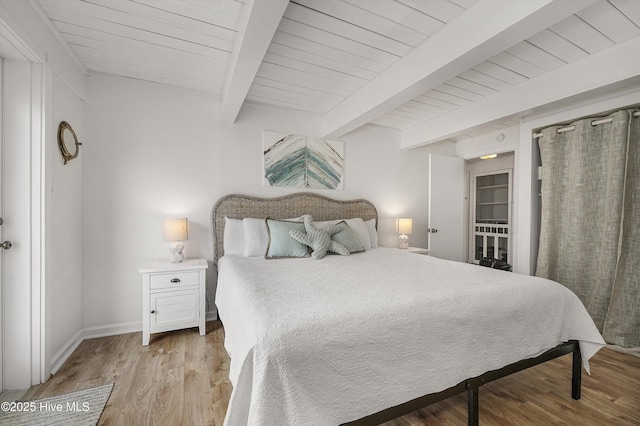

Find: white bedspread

[216,248,605,426]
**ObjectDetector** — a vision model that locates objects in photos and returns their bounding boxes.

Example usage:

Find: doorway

[465,153,515,265]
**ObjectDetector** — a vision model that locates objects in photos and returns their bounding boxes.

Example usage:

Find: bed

[211,193,605,426]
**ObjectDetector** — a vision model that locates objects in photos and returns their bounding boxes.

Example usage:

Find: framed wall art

[263,131,344,190]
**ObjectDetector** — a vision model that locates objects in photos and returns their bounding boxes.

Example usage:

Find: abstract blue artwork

[264,131,344,189]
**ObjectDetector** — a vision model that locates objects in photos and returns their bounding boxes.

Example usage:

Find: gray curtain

[536,109,639,351]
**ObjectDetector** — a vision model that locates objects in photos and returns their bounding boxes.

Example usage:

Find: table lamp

[163,217,188,262]
[396,218,412,249]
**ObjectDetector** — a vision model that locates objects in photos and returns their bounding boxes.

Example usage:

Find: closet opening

[465,152,514,266]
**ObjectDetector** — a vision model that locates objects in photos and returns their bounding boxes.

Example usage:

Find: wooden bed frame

[211,192,583,426]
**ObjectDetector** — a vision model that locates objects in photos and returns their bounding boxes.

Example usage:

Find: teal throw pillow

[332,221,365,253]
[265,219,309,258]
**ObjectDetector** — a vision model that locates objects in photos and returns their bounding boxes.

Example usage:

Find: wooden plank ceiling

[36,0,640,147]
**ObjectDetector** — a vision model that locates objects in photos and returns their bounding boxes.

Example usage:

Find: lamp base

[168,242,184,263]
[399,234,409,249]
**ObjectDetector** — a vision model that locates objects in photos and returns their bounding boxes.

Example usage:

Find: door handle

[427,228,438,233]
[1,217,11,248]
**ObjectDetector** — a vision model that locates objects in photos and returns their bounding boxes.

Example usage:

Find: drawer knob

[151,310,156,314]
[170,278,181,283]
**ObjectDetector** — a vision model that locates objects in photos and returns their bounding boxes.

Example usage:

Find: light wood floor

[24,321,640,425]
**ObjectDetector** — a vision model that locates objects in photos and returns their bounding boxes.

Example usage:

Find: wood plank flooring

[23,321,640,425]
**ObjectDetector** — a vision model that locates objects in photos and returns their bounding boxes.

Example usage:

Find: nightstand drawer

[150,271,199,290]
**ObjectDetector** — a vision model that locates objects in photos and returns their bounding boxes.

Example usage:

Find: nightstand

[139,258,208,345]
[404,247,430,255]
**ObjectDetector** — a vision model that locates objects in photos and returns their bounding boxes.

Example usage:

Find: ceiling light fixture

[480,154,497,160]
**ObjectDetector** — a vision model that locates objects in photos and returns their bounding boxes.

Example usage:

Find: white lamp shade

[163,217,188,242]
[396,218,412,235]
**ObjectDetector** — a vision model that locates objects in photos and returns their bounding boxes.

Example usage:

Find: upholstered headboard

[211,193,378,265]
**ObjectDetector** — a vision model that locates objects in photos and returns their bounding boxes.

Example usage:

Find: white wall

[48,73,84,373]
[338,124,456,249]
[82,73,455,333]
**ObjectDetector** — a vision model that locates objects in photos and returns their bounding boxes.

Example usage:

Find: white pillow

[223,217,244,256]
[243,218,270,257]
[365,219,378,248]
[243,216,305,257]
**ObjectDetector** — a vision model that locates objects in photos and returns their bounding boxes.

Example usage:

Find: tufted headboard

[211,192,378,265]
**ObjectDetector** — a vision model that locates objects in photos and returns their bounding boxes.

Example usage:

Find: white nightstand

[139,258,208,346]
[404,247,430,255]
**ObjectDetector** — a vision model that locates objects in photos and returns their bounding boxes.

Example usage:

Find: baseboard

[50,322,141,375]
[49,314,220,376]
[50,329,83,375]
[81,321,142,340]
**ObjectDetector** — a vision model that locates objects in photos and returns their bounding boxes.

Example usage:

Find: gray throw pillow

[332,221,365,253]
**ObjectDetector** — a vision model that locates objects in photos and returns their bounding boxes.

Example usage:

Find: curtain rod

[533,110,640,138]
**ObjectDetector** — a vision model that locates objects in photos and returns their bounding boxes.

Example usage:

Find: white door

[1,59,43,391]
[428,154,465,261]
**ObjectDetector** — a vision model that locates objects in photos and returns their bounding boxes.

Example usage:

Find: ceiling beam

[400,36,640,148]
[220,0,288,124]
[321,0,598,139]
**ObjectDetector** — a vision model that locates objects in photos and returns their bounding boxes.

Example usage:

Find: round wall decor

[57,121,81,165]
